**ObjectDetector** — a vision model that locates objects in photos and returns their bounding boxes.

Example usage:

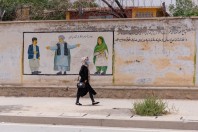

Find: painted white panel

[23,32,113,75]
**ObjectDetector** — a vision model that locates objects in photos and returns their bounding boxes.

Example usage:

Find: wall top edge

[1,17,198,24]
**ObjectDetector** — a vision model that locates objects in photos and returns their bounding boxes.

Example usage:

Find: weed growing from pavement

[133,96,168,116]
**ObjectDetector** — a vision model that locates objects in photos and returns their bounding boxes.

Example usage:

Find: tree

[33,0,71,20]
[169,0,198,17]
[0,0,49,20]
[101,0,127,18]
[72,0,98,9]
[0,0,71,20]
[71,0,98,18]
[0,0,19,20]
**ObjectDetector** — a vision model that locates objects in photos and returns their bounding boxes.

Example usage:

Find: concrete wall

[0,18,197,87]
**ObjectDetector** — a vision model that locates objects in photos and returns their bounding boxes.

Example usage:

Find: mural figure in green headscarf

[93,36,109,75]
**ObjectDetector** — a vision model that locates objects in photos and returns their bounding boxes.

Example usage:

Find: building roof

[67,6,163,12]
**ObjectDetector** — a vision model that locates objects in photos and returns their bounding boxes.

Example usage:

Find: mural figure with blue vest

[28,37,41,75]
[46,35,80,75]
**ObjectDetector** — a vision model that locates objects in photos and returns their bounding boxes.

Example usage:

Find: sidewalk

[0,97,197,130]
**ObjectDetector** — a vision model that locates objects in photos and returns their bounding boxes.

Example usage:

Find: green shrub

[133,97,168,116]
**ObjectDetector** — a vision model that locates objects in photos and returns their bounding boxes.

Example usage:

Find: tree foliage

[72,0,98,9]
[42,0,71,20]
[0,0,71,20]
[0,0,99,20]
[169,0,198,17]
[0,0,98,21]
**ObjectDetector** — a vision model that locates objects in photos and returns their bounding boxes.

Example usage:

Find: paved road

[0,123,197,132]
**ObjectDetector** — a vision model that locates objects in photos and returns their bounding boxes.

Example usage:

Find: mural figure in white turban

[46,35,80,75]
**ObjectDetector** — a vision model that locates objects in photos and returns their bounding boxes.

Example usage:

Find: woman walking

[76,57,100,106]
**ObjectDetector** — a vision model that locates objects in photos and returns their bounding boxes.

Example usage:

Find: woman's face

[85,57,90,65]
[97,38,102,45]
[85,57,89,61]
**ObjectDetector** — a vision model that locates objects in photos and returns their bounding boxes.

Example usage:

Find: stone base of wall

[0,85,198,99]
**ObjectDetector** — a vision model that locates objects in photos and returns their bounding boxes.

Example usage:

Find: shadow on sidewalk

[0,105,30,113]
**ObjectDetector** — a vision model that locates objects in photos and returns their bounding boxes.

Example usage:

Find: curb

[0,115,198,130]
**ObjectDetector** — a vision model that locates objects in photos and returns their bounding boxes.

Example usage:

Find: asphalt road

[0,123,197,132]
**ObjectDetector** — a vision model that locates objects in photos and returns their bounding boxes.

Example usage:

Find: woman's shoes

[56,71,62,75]
[75,102,82,105]
[92,101,100,105]
[76,102,99,105]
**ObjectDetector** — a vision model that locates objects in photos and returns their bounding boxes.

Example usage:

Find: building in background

[66,5,169,20]
[15,5,30,21]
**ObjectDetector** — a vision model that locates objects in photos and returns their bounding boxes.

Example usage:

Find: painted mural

[23,32,113,75]
[27,37,41,75]
[93,36,109,75]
